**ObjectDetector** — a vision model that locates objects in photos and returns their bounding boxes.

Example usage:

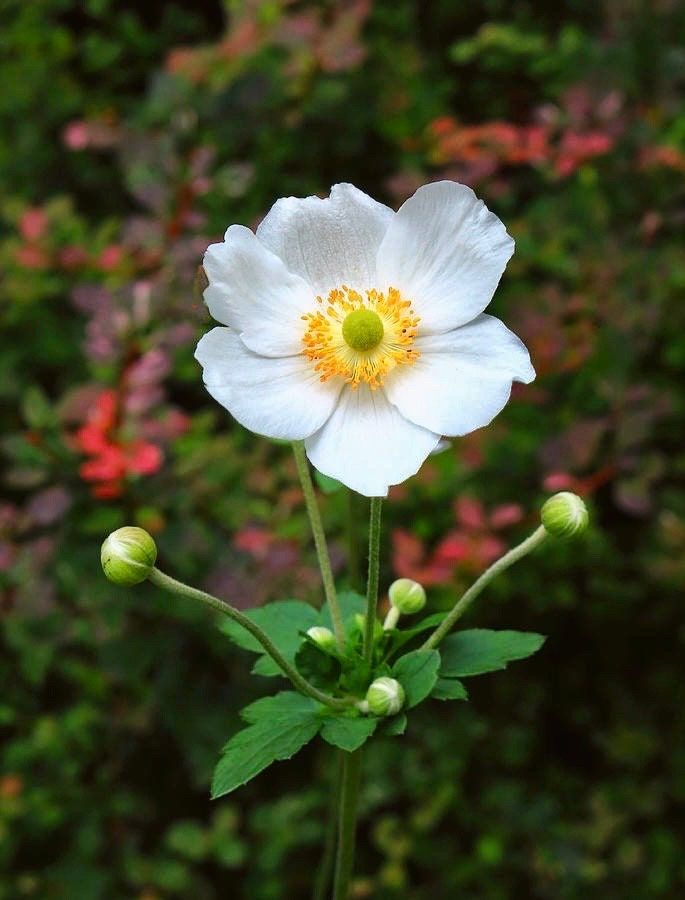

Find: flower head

[541,492,589,537]
[388,577,427,615]
[101,526,157,586]
[196,182,534,496]
[365,677,405,716]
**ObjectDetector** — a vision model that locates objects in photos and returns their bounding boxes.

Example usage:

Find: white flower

[195,181,535,497]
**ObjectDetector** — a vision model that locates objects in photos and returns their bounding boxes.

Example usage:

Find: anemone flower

[195,181,534,496]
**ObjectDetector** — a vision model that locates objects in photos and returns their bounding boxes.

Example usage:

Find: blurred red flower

[392,497,524,586]
[74,388,163,499]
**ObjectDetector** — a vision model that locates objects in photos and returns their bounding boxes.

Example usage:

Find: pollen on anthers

[301,285,420,389]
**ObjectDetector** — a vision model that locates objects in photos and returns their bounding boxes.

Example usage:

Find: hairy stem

[331,749,363,900]
[292,442,345,648]
[346,489,361,591]
[362,497,383,663]
[313,751,344,900]
[421,525,549,650]
[148,568,351,711]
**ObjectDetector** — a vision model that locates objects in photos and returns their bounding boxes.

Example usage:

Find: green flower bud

[365,677,405,716]
[388,578,426,615]
[306,626,337,651]
[541,492,589,538]
[101,527,157,586]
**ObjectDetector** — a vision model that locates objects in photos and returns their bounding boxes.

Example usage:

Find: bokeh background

[2,1,685,897]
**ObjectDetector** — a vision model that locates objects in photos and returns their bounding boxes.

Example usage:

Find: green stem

[362,497,383,664]
[148,568,351,711]
[346,489,361,591]
[313,751,344,900]
[292,442,345,649]
[421,525,549,651]
[331,749,363,900]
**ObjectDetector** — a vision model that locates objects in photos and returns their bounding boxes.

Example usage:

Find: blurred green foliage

[2,0,685,897]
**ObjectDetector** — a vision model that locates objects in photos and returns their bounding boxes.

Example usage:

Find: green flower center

[341,309,384,352]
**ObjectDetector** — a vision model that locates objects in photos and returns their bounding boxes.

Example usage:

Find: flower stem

[148,567,351,711]
[292,442,345,649]
[362,497,383,664]
[346,489,361,591]
[331,749,363,900]
[328,496,382,896]
[312,751,344,900]
[420,525,549,651]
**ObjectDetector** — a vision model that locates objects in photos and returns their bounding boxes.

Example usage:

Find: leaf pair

[212,692,380,799]
[215,601,546,801]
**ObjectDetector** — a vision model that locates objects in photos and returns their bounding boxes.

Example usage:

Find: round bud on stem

[388,578,426,615]
[365,677,405,716]
[306,625,337,652]
[541,492,589,538]
[101,527,157,586]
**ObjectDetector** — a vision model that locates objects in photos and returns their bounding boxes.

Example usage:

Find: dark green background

[1,1,684,897]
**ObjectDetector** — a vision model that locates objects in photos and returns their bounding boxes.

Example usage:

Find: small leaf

[219,600,319,678]
[382,713,407,737]
[295,640,341,689]
[431,678,469,701]
[211,693,321,799]
[439,629,546,678]
[391,649,441,708]
[320,715,377,752]
[386,612,447,656]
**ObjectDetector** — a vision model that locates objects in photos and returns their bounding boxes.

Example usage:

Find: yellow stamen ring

[301,285,420,389]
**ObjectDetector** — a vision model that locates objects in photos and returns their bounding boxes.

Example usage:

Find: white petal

[203,225,314,357]
[305,386,441,497]
[376,181,514,333]
[256,183,394,295]
[384,314,534,436]
[195,327,340,440]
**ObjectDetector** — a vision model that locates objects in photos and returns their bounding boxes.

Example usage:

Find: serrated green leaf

[391,649,441,708]
[211,693,321,799]
[382,713,407,736]
[320,715,377,752]
[239,692,305,724]
[219,600,319,678]
[431,678,469,701]
[439,629,546,678]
